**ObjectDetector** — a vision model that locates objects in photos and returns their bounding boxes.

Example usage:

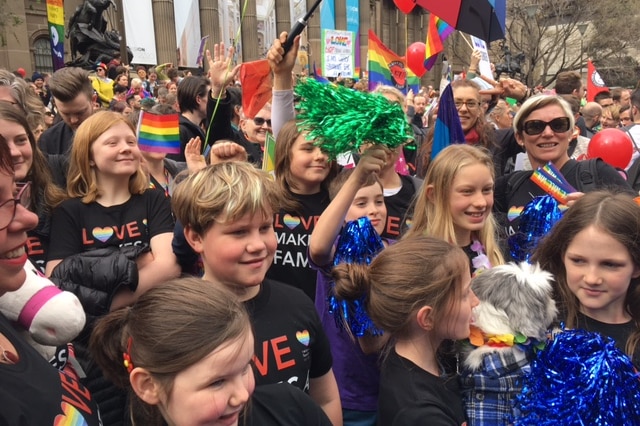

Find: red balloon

[406,42,427,77]
[393,0,416,14]
[587,128,633,169]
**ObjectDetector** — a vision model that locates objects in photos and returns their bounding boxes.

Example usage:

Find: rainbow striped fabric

[137,111,181,154]
[424,14,454,71]
[368,30,418,94]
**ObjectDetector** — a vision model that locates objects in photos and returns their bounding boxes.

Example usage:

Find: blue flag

[431,83,465,160]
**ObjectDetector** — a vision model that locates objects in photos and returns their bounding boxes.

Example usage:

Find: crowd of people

[1,30,639,426]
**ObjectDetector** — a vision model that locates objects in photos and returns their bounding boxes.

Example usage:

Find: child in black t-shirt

[171,161,341,425]
[534,190,640,368]
[46,111,179,310]
[332,236,478,425]
[91,277,332,426]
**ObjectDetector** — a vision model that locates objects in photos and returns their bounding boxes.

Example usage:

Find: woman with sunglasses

[0,138,103,424]
[493,95,631,246]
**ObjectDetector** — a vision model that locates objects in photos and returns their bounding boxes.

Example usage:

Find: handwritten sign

[322,30,355,78]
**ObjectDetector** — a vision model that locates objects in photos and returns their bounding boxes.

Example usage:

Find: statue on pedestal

[66,0,133,69]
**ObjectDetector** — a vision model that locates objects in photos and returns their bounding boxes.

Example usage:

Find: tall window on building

[33,38,54,74]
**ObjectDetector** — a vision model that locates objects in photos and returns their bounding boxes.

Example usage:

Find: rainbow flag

[425,14,454,71]
[406,66,420,95]
[368,30,411,95]
[137,111,181,154]
[262,131,276,177]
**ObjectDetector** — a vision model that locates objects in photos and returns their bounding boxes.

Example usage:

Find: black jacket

[50,244,148,426]
[39,120,74,155]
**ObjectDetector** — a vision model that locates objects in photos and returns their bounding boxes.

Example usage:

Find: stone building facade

[2,0,436,85]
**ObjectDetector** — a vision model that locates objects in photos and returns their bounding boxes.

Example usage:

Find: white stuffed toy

[0,259,86,359]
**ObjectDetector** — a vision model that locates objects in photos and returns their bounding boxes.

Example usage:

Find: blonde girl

[405,144,504,273]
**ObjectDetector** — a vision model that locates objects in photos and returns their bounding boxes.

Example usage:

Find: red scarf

[465,128,481,144]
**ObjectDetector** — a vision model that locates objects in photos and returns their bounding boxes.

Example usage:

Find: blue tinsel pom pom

[514,329,640,425]
[329,217,384,337]
[509,195,564,262]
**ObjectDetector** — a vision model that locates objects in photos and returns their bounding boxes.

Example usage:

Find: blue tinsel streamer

[508,195,564,262]
[514,329,640,425]
[329,217,384,337]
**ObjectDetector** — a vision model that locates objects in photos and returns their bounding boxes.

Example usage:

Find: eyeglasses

[0,182,31,230]
[522,117,571,135]
[253,117,272,127]
[454,100,480,110]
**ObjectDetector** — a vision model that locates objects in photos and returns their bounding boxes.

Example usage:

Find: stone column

[306,0,321,71]
[358,0,370,77]
[240,1,259,61]
[200,0,221,44]
[335,0,346,30]
[151,0,178,65]
[275,0,291,36]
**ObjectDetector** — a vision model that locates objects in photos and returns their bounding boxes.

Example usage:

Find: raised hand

[206,42,241,97]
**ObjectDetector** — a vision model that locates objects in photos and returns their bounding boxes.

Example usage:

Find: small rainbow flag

[425,14,454,71]
[137,111,181,154]
[262,131,276,177]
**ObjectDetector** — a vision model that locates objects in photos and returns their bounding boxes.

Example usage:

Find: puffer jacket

[50,244,149,426]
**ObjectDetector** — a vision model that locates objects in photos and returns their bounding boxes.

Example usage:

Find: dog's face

[471,262,557,340]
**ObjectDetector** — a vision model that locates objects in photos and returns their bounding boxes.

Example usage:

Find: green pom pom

[294,79,413,159]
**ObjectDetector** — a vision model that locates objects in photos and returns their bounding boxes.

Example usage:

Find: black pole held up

[283,0,323,54]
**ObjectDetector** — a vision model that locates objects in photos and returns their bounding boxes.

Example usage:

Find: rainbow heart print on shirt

[296,330,310,346]
[508,206,524,222]
[283,214,301,230]
[92,226,114,243]
[54,401,90,426]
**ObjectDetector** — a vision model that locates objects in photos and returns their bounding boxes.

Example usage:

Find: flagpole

[460,33,474,51]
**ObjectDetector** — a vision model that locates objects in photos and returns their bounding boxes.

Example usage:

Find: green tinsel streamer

[294,79,413,159]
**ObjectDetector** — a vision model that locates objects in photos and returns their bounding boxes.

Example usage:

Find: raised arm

[308,146,387,266]
[268,32,300,138]
[205,43,241,146]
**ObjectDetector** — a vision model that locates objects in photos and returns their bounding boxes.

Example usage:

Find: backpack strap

[625,124,640,155]
[574,159,599,192]
[506,171,533,202]
[626,157,640,191]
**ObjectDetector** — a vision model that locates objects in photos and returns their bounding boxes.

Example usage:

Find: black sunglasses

[252,117,272,127]
[522,117,571,135]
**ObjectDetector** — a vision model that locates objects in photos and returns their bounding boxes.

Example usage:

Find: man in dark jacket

[39,67,96,155]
